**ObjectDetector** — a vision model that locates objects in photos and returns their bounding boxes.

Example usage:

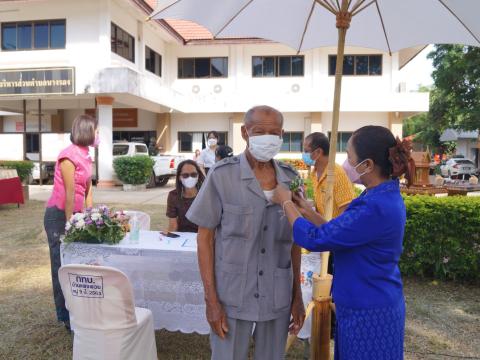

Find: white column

[96,96,115,188]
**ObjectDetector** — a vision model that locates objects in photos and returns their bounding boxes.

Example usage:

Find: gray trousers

[210,314,290,360]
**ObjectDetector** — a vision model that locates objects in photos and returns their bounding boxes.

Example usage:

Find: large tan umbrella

[150,1,480,358]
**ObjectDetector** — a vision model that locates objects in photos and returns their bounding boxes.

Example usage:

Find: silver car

[440,158,478,178]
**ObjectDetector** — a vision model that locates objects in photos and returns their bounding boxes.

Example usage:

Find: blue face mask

[302,152,315,166]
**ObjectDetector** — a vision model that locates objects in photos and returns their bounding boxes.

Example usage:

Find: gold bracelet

[282,200,294,213]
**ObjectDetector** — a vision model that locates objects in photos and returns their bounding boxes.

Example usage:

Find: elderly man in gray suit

[187,105,305,360]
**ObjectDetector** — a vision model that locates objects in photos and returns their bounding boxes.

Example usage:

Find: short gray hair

[244,105,284,128]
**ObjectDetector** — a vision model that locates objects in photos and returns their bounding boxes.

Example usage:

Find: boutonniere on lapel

[289,176,304,195]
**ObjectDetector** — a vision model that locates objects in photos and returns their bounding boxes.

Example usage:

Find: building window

[328,132,353,152]
[111,22,135,63]
[178,57,228,79]
[281,132,304,152]
[145,46,162,77]
[252,56,304,77]
[178,132,228,152]
[328,55,382,76]
[1,19,66,51]
[26,133,40,153]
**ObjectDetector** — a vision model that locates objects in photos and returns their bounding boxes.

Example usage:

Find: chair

[59,264,157,360]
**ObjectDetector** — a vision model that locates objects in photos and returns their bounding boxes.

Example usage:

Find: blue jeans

[44,206,69,323]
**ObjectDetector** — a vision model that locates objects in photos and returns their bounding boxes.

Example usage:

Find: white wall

[0,134,23,160]
[321,112,389,133]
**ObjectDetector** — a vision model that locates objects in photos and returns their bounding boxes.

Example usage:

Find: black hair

[207,131,219,139]
[350,126,398,178]
[305,132,329,156]
[175,160,205,198]
[215,145,233,160]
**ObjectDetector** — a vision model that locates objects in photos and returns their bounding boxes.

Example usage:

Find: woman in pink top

[44,114,98,330]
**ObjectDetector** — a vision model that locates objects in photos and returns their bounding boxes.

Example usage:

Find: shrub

[0,160,35,182]
[401,195,480,282]
[113,156,154,185]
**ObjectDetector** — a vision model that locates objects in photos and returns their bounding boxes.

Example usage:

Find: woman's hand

[272,184,292,205]
[292,192,312,216]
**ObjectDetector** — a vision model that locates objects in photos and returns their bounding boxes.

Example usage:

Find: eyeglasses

[180,172,198,179]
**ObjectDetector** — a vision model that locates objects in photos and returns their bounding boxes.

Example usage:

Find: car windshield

[135,145,148,154]
[456,160,474,165]
[113,145,129,156]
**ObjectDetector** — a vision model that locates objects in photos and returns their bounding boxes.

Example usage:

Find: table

[61,231,321,339]
[0,169,24,206]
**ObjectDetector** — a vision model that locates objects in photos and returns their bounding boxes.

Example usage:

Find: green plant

[303,178,314,200]
[401,195,480,282]
[0,161,35,182]
[113,156,154,185]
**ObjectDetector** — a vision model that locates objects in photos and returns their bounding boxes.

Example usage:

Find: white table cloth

[61,231,321,338]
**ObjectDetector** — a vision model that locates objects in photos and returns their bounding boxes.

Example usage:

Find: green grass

[1,200,479,359]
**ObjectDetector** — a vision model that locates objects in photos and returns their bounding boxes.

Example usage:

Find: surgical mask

[92,134,100,148]
[248,134,283,162]
[302,152,316,167]
[207,139,217,147]
[181,176,198,189]
[342,159,369,184]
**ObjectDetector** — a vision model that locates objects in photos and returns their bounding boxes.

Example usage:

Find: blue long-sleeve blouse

[293,179,406,309]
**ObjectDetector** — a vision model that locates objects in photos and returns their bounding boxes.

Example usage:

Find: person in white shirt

[198,131,219,174]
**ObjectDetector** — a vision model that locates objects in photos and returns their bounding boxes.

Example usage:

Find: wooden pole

[322,0,350,277]
[311,297,332,360]
[310,1,351,359]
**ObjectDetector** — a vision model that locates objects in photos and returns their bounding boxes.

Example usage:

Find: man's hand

[206,299,229,339]
[289,295,305,335]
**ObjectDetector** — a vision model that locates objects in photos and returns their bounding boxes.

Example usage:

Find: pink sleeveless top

[47,144,92,213]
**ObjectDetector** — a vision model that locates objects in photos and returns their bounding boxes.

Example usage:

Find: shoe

[64,320,71,332]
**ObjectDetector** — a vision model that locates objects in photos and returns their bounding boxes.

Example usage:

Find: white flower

[74,213,85,221]
[91,208,100,214]
[75,219,85,229]
[91,213,102,221]
[65,222,72,231]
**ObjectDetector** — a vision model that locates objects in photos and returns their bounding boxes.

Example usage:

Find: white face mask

[181,177,198,189]
[207,139,217,147]
[248,134,283,162]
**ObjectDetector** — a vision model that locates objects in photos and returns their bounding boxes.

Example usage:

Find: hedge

[401,195,480,282]
[113,156,154,185]
[0,160,34,182]
[305,182,479,281]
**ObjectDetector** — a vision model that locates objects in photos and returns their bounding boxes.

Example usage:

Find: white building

[0,0,429,187]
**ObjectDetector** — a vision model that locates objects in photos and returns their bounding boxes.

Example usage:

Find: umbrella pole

[311,1,351,359]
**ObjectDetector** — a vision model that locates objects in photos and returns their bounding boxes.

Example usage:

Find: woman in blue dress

[273,126,413,360]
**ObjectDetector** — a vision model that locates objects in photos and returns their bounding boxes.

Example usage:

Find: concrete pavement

[29,180,175,205]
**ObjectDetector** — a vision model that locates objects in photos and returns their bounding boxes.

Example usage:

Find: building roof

[440,129,479,142]
[164,19,214,41]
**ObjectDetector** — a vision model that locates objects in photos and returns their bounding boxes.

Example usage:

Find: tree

[403,85,445,152]
[428,45,480,132]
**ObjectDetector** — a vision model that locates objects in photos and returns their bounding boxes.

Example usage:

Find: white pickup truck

[113,142,186,187]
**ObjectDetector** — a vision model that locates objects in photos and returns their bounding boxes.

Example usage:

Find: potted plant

[113,155,155,191]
